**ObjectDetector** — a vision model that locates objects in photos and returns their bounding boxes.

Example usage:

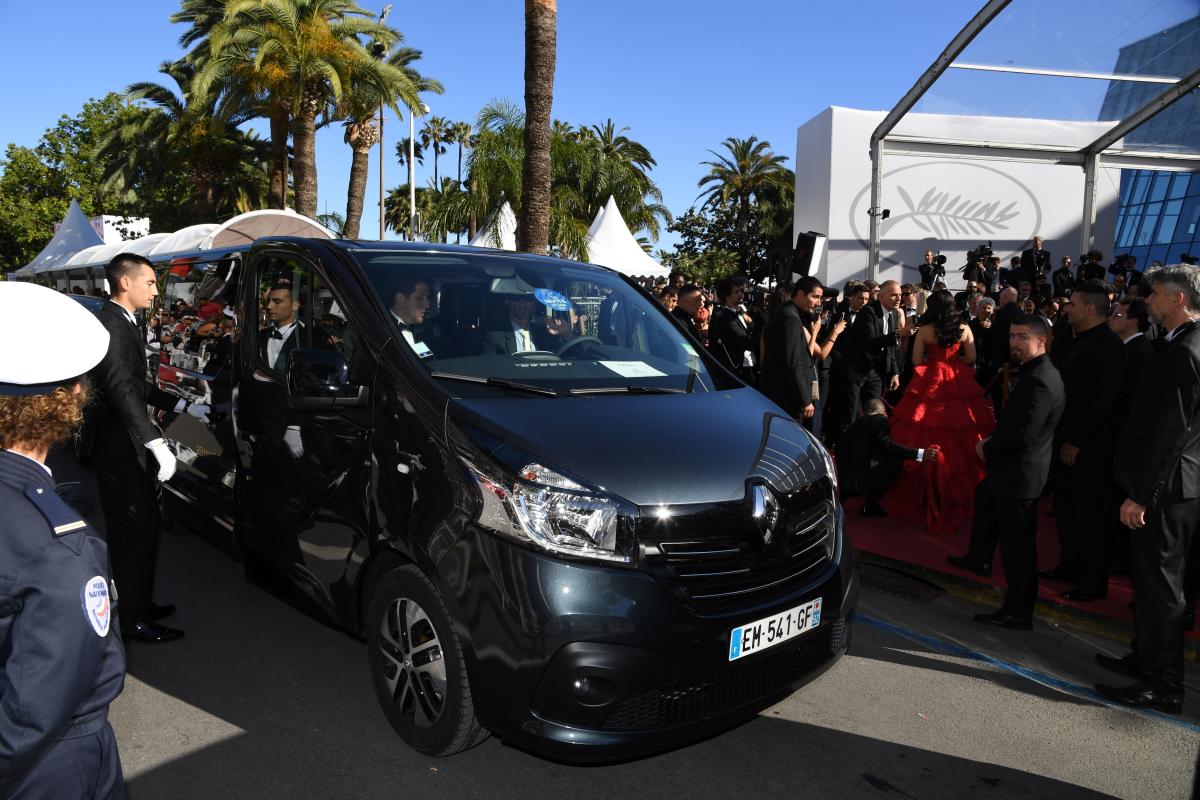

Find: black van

[153,238,857,760]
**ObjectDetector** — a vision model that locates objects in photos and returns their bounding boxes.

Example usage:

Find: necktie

[270,327,284,340]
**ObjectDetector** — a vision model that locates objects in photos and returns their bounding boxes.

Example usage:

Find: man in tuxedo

[1052,256,1075,297]
[708,277,756,380]
[671,284,707,341]
[260,281,303,371]
[952,315,1065,624]
[1108,298,1156,398]
[481,293,573,355]
[918,249,945,290]
[87,254,209,643]
[760,276,824,424]
[839,398,938,517]
[1097,265,1200,712]
[829,280,906,445]
[1044,282,1127,601]
[1077,250,1107,283]
[1021,236,1051,282]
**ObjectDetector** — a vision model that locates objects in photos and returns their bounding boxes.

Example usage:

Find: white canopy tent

[198,208,336,250]
[149,224,219,256]
[584,196,669,278]
[467,202,518,250]
[12,199,104,278]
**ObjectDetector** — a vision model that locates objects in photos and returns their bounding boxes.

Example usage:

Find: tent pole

[1080,153,1099,258]
[868,138,883,282]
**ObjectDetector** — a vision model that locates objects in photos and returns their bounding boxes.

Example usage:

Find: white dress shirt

[267,320,299,368]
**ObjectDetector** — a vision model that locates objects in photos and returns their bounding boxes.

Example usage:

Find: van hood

[452,390,827,507]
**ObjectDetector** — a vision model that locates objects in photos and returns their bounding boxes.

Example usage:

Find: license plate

[728,597,822,661]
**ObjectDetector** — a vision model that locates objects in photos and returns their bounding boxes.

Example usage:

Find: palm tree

[519,0,556,254]
[697,136,791,273]
[175,0,293,209]
[337,43,440,239]
[205,0,405,219]
[419,115,452,187]
[98,60,271,222]
[395,136,424,170]
[448,120,474,242]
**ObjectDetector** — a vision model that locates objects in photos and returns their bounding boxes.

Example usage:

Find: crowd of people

[652,246,1200,713]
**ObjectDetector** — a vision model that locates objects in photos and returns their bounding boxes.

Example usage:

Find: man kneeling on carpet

[838,398,939,518]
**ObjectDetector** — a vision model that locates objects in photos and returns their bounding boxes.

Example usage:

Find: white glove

[186,402,211,424]
[283,426,304,458]
[146,439,177,482]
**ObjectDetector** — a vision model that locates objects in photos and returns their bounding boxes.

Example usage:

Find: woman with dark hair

[882,289,996,533]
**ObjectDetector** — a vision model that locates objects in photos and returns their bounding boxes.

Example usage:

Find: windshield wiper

[431,372,559,397]
[569,385,687,395]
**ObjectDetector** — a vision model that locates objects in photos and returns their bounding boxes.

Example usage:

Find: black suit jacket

[86,302,179,468]
[1021,248,1051,279]
[1077,263,1106,283]
[1116,333,1156,423]
[708,305,754,373]
[1053,323,1127,474]
[671,307,700,340]
[1051,267,1074,297]
[759,301,814,416]
[982,354,1065,499]
[1114,322,1200,508]
[480,322,558,355]
[847,302,899,382]
[838,413,919,497]
[258,323,303,372]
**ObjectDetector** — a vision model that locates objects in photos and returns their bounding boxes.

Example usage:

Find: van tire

[366,564,488,756]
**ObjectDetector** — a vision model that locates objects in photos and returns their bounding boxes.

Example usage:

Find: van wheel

[366,564,487,756]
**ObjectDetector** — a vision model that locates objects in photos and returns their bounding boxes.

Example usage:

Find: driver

[481,294,574,355]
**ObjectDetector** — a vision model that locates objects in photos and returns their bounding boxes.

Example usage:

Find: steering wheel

[556,336,604,358]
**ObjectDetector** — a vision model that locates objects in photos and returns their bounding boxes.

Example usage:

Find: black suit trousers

[1051,461,1114,592]
[970,482,1039,619]
[829,371,882,446]
[1130,498,1200,690]
[97,451,161,628]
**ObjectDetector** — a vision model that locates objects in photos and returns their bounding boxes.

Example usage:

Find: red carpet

[845,496,1199,639]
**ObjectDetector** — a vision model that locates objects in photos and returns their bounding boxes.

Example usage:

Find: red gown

[882,340,996,533]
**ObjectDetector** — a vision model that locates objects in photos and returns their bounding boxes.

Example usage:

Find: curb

[853,549,1200,660]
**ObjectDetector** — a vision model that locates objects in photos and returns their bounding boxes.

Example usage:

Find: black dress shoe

[1094,652,1140,679]
[1095,682,1183,713]
[147,602,176,621]
[946,554,993,577]
[1061,587,1107,601]
[861,502,888,518]
[123,620,185,643]
[972,610,1033,630]
[1037,567,1077,582]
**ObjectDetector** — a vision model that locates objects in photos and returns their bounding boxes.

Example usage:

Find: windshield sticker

[534,288,573,312]
[681,342,698,356]
[599,360,667,378]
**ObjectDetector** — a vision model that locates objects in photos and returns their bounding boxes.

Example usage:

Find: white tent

[468,202,517,250]
[149,224,219,256]
[584,196,669,278]
[199,208,337,250]
[12,199,104,278]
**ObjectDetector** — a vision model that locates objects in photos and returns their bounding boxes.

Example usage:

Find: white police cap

[0,282,110,396]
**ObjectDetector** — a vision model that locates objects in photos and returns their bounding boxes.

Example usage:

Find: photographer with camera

[709,277,757,383]
[1021,236,1052,283]
[919,249,946,291]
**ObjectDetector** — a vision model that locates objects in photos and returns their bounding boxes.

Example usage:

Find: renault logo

[751,484,781,546]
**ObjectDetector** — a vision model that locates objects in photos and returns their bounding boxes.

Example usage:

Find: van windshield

[353,250,737,395]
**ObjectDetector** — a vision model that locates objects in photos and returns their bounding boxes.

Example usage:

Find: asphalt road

[104,518,1199,800]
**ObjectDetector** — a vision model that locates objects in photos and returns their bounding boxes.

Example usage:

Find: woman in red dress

[883,290,996,533]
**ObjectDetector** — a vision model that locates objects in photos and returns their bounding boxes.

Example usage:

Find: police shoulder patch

[81,575,111,637]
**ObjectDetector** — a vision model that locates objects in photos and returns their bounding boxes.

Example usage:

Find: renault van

[155,239,857,760]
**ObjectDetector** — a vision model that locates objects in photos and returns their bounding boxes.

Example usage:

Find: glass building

[1101,16,1200,267]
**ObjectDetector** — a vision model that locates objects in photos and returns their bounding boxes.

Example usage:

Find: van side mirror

[286,349,367,408]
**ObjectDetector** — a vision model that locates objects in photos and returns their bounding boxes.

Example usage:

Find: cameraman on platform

[919,249,946,291]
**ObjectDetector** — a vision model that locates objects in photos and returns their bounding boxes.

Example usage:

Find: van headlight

[468,461,635,565]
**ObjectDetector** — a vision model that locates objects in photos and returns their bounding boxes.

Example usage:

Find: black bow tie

[270,327,285,340]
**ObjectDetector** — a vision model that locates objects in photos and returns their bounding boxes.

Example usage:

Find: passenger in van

[389,277,437,359]
[260,282,303,371]
[481,295,574,355]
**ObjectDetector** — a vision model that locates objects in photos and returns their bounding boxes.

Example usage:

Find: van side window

[256,255,313,374]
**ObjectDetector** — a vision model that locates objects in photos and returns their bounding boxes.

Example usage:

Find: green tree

[0,146,70,271]
[338,43,441,239]
[419,115,452,188]
[98,61,271,223]
[697,136,791,273]
[205,0,407,219]
[519,0,556,253]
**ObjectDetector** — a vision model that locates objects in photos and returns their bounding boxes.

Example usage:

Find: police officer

[0,282,126,798]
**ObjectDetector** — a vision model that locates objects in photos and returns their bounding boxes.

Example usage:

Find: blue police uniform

[0,450,126,799]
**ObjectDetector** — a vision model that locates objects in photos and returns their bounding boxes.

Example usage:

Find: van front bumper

[443,507,857,761]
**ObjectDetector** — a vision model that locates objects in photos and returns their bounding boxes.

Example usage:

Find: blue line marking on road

[856,613,1200,735]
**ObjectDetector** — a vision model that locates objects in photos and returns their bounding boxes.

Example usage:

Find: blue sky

[0,0,1193,251]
